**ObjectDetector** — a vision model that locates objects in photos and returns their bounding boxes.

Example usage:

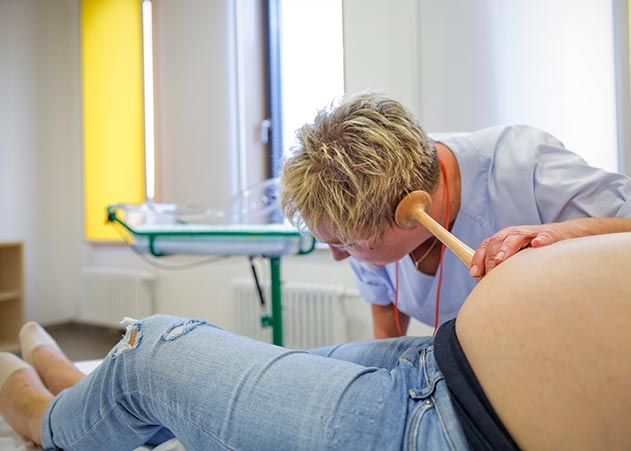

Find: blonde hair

[280,91,438,244]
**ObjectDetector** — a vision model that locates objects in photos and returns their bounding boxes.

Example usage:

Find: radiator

[232,279,354,348]
[79,267,156,328]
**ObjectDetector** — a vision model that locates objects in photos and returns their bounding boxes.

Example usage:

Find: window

[267,0,345,177]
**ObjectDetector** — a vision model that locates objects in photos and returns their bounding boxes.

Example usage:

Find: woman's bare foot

[0,354,53,445]
[19,322,85,395]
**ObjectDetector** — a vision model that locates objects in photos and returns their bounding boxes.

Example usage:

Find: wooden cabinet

[0,242,24,352]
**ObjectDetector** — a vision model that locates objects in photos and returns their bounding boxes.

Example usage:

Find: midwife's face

[316,224,431,268]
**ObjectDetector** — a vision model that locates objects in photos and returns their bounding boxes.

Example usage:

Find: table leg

[269,257,283,346]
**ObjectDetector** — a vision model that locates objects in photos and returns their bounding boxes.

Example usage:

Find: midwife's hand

[469,222,587,277]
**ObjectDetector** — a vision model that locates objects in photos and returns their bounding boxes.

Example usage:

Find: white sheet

[0,360,185,451]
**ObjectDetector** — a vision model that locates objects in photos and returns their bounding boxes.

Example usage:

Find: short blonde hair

[280,91,438,244]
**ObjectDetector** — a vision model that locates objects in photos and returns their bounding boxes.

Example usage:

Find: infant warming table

[107,203,316,346]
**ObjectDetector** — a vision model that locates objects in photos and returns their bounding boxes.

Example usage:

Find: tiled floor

[40,322,123,361]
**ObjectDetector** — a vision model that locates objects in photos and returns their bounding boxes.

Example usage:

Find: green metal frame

[107,205,315,346]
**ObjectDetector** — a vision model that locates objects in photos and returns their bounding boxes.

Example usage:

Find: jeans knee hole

[112,318,143,358]
[161,319,206,342]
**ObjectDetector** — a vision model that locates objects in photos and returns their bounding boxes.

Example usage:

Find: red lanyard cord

[394,159,450,337]
[433,160,450,335]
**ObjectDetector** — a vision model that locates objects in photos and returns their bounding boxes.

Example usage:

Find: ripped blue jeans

[40,315,468,450]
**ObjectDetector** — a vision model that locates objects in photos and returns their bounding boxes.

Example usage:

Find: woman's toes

[19,322,61,365]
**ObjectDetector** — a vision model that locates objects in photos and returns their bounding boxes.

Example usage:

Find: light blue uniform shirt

[350,125,631,326]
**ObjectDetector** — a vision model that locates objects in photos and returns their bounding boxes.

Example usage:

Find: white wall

[0,0,83,323]
[344,0,621,172]
[343,0,422,118]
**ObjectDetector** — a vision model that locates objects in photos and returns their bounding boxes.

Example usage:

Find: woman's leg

[32,315,464,450]
[1,321,109,446]
[13,322,173,448]
[1,321,97,446]
[3,326,434,448]
[0,354,53,444]
[456,233,631,450]
[20,322,85,395]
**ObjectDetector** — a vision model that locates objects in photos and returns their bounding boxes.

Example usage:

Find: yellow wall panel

[82,0,145,241]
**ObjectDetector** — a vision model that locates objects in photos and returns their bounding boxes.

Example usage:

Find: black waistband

[434,319,520,451]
